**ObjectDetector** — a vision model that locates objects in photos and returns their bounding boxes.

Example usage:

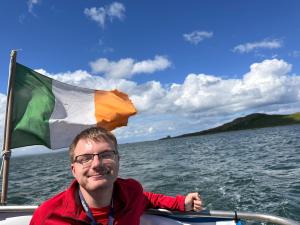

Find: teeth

[96,170,110,175]
[89,170,110,177]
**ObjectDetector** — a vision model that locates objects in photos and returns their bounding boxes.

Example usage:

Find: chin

[87,179,113,191]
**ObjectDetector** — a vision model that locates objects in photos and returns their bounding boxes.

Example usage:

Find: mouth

[88,170,110,179]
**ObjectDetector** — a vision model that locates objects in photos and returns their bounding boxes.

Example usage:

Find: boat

[1,51,299,225]
[0,206,299,225]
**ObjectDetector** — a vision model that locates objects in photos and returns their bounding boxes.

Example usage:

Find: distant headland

[161,112,300,140]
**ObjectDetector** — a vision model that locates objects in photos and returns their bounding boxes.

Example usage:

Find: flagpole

[1,50,17,205]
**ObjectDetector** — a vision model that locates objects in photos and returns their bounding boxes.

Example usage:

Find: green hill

[173,112,300,139]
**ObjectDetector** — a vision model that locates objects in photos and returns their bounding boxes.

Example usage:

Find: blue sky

[1,0,300,153]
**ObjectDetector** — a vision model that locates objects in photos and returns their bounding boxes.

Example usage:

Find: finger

[194,193,201,200]
[194,198,201,202]
[193,204,202,210]
[193,202,202,207]
[194,202,202,206]
[194,206,202,211]
[193,201,202,206]
[193,205,202,211]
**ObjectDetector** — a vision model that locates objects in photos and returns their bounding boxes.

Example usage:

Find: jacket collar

[60,179,90,222]
[61,179,125,221]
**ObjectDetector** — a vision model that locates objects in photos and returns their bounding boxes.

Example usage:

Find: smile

[88,170,110,178]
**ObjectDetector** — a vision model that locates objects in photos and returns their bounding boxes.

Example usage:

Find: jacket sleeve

[143,191,186,211]
[29,207,42,225]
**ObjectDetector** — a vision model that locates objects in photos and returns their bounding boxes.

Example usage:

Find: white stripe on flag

[49,80,97,149]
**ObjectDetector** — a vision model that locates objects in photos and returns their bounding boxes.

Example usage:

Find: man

[30,127,202,225]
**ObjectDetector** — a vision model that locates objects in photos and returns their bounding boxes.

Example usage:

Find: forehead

[74,138,114,155]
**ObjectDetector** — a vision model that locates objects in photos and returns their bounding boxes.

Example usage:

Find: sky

[1,0,300,155]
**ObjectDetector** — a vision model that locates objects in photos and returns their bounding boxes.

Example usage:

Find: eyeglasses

[73,151,117,167]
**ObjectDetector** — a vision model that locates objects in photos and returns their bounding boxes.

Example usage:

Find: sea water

[4,125,300,222]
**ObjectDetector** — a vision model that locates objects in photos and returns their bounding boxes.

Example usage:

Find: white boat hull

[0,206,236,225]
[0,214,235,225]
[0,206,299,225]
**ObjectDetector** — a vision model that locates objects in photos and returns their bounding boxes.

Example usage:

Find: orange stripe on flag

[94,89,137,131]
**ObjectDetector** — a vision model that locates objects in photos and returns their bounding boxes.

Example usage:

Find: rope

[0,150,11,176]
[234,211,242,225]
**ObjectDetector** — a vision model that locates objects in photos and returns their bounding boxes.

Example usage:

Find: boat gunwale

[0,206,299,225]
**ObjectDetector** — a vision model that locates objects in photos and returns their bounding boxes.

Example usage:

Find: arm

[143,191,203,212]
[143,191,186,211]
[29,207,42,225]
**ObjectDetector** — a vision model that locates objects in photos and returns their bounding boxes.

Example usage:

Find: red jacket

[30,178,186,225]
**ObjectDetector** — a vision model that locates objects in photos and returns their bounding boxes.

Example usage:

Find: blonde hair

[69,127,118,162]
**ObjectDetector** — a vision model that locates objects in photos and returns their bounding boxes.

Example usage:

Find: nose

[90,154,102,168]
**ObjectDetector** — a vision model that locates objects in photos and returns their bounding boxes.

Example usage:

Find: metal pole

[205,210,300,225]
[146,209,300,225]
[1,50,17,205]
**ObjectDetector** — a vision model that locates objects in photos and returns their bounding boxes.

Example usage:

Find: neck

[79,185,113,208]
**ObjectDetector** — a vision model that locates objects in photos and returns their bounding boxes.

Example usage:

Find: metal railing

[146,209,300,225]
[0,206,299,225]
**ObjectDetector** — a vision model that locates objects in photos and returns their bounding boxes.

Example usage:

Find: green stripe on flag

[11,63,55,149]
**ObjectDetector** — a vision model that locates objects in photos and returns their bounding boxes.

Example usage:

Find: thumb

[189,192,200,200]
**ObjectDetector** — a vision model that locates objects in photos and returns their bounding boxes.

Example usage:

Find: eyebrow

[77,150,116,155]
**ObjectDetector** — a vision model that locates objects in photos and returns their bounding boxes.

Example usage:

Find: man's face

[71,138,119,192]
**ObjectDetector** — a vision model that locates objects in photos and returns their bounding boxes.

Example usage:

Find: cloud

[183,31,213,45]
[135,59,299,115]
[84,2,125,28]
[35,58,300,119]
[1,59,300,145]
[90,55,171,79]
[233,39,282,53]
[107,2,125,19]
[289,50,300,58]
[34,68,138,93]
[27,0,40,14]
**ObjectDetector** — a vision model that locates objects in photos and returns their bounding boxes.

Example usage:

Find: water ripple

[3,125,300,222]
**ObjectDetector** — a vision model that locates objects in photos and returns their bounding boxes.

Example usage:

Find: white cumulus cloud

[183,31,213,45]
[107,2,125,19]
[233,39,282,53]
[90,55,171,79]
[122,59,300,120]
[1,58,300,145]
[34,68,138,93]
[84,2,125,28]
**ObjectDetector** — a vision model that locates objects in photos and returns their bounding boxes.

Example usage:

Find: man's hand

[184,192,202,211]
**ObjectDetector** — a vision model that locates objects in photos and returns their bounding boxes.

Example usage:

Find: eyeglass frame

[73,150,118,166]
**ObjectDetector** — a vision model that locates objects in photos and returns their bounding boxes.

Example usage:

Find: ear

[71,164,76,178]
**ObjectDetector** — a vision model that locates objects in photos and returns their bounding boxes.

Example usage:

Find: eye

[101,151,115,159]
[77,154,93,163]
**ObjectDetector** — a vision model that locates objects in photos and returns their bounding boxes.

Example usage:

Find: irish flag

[11,63,137,150]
